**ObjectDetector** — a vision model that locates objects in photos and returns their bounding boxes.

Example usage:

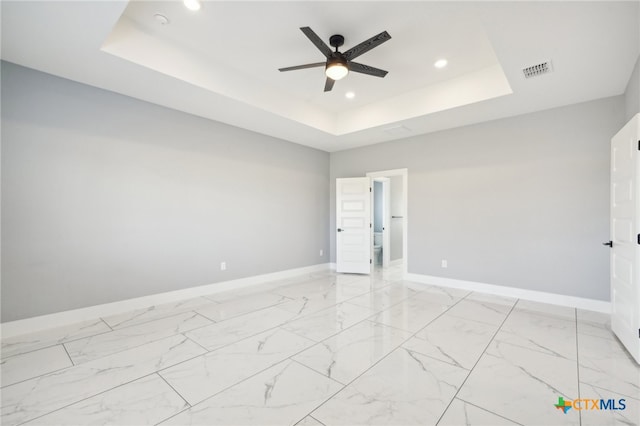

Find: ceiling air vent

[383,125,411,135]
[522,61,553,79]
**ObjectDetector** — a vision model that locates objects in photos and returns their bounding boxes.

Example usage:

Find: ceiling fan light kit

[325,58,349,80]
[279,27,391,92]
[183,0,201,11]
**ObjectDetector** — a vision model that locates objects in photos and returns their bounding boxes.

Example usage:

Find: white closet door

[610,113,640,364]
[336,177,371,274]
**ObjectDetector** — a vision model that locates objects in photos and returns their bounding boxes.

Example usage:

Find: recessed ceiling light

[434,59,448,69]
[153,13,169,25]
[345,91,355,99]
[183,0,201,11]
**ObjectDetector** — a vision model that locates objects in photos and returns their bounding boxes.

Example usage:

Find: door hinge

[370,187,372,193]
[637,234,640,245]
[638,140,640,151]
[370,223,372,228]
[638,329,639,339]
[370,259,372,264]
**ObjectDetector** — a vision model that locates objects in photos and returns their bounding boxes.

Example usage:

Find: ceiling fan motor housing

[327,55,348,68]
[329,34,345,50]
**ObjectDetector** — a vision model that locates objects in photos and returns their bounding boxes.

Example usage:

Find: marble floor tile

[277,293,346,320]
[185,305,296,350]
[340,274,391,288]
[5,272,638,425]
[578,332,640,400]
[457,339,580,425]
[282,303,374,342]
[403,314,498,370]
[270,271,335,287]
[494,308,578,360]
[577,309,614,340]
[101,296,215,329]
[273,271,335,286]
[160,327,315,405]
[206,276,323,303]
[345,285,419,311]
[332,281,380,302]
[293,320,411,384]
[445,298,513,326]
[369,298,450,333]
[1,319,111,359]
[1,345,72,387]
[577,309,611,325]
[272,277,341,300]
[203,287,266,303]
[412,284,470,306]
[331,273,369,286]
[65,311,212,364]
[464,291,518,307]
[24,374,187,425]
[577,321,616,341]
[1,334,205,426]
[312,347,469,425]
[513,299,576,320]
[161,360,342,426]
[437,398,521,426]
[279,280,373,307]
[578,382,640,426]
[345,274,395,290]
[371,265,404,281]
[195,292,290,322]
[203,283,289,303]
[296,415,325,426]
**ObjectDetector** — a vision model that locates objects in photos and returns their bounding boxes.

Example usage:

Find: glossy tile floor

[1,265,639,425]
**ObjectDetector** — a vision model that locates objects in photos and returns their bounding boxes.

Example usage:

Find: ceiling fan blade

[349,62,388,78]
[279,62,326,72]
[324,77,335,92]
[343,31,391,61]
[300,27,333,58]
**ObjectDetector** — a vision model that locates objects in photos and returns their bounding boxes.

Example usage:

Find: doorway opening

[367,169,407,277]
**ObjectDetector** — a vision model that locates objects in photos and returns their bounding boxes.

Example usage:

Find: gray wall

[1,62,330,322]
[625,55,640,121]
[390,176,403,261]
[330,96,626,301]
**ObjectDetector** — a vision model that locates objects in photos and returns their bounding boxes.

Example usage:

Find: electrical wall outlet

[441,259,448,268]
[220,261,226,271]
[320,249,324,256]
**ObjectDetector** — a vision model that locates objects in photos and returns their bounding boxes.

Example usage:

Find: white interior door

[336,177,371,274]
[610,113,640,364]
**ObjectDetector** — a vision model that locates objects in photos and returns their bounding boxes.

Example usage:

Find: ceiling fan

[279,27,391,92]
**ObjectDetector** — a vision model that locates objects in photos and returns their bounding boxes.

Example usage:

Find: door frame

[372,178,391,267]
[366,168,408,276]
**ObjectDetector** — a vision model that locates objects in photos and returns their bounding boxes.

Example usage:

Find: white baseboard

[404,273,610,313]
[329,262,337,271]
[1,263,332,339]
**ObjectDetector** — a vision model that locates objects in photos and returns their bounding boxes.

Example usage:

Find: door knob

[603,241,613,247]
[337,228,343,232]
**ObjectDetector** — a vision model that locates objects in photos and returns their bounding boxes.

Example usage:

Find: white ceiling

[2,1,639,152]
